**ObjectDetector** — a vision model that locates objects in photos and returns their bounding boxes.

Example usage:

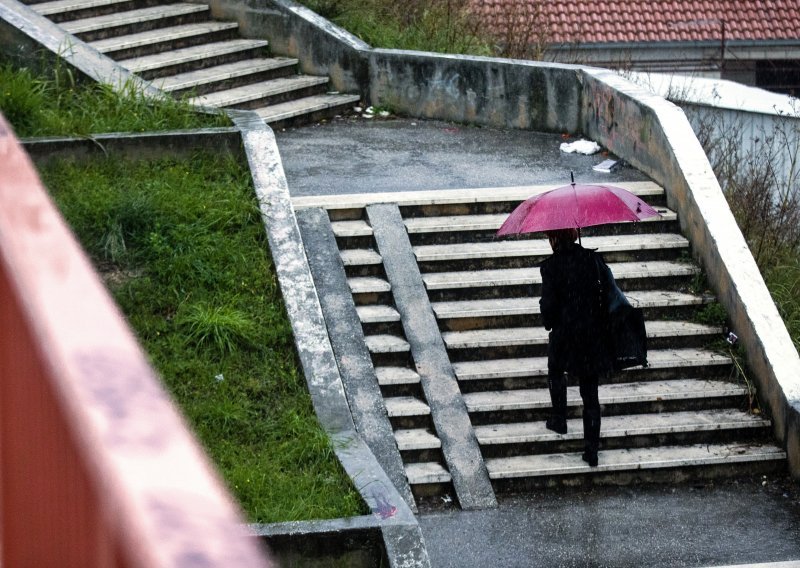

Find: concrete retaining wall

[580,69,800,477]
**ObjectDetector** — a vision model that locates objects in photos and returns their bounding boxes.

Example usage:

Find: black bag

[595,255,648,371]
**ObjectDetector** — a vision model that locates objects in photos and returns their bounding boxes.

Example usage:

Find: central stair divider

[297,207,417,512]
[367,204,497,510]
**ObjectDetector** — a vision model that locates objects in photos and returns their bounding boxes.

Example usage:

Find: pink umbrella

[496,181,661,237]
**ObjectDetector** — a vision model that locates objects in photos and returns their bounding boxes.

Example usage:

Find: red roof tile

[473,0,800,44]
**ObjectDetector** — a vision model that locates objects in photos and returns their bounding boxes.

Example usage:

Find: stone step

[154,57,298,93]
[255,93,361,125]
[406,462,452,485]
[432,290,713,320]
[347,260,700,295]
[330,207,677,238]
[442,321,721,350]
[484,442,786,479]
[61,3,208,35]
[119,39,269,74]
[454,349,731,383]
[90,21,239,55]
[462,378,743,413]
[341,248,382,266]
[421,260,700,291]
[395,428,442,451]
[30,0,130,17]
[375,366,421,386]
[349,276,391,294]
[292,181,666,212]
[384,396,430,418]
[414,233,689,263]
[357,304,399,323]
[365,334,409,354]
[188,75,328,108]
[472,408,770,446]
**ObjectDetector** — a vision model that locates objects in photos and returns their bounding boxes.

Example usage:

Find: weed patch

[0,61,229,137]
[39,152,365,522]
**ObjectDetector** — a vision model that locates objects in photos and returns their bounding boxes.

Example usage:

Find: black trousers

[548,371,601,454]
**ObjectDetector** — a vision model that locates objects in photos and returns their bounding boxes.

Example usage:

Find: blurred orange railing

[0,114,271,567]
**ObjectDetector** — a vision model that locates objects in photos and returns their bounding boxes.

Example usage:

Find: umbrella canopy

[496,183,661,237]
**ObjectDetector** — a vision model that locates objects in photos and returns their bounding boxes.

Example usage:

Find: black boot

[547,372,568,434]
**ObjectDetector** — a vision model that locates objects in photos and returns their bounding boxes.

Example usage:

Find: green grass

[766,258,800,352]
[0,62,229,138]
[39,153,365,522]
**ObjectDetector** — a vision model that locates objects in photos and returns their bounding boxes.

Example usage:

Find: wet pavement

[418,476,800,568]
[273,115,800,568]
[274,116,649,197]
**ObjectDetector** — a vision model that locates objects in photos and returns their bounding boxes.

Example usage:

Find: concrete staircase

[23,0,360,127]
[295,182,787,509]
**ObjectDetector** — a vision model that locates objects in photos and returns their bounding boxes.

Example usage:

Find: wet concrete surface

[418,476,800,568]
[274,116,650,196]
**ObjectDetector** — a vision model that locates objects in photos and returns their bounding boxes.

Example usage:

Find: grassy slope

[39,153,365,522]
[1,61,364,522]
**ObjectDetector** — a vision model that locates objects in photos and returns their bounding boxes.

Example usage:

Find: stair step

[341,248,382,266]
[154,57,298,92]
[256,93,361,123]
[365,334,409,354]
[189,75,328,108]
[406,462,452,484]
[357,304,399,323]
[119,39,269,74]
[421,260,700,291]
[462,378,743,413]
[473,409,770,445]
[414,233,689,263]
[292,181,666,212]
[395,428,442,451]
[330,208,677,237]
[61,3,208,34]
[442,321,721,349]
[349,261,699,294]
[90,21,239,54]
[385,396,430,417]
[433,290,713,320]
[454,349,731,382]
[375,366,421,386]
[30,0,128,17]
[349,276,391,294]
[484,442,786,479]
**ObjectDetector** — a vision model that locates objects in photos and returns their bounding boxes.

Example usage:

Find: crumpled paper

[559,139,601,155]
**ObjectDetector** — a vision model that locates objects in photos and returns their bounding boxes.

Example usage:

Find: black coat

[539,242,614,378]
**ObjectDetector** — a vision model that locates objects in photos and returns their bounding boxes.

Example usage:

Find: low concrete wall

[581,69,800,477]
[368,49,583,131]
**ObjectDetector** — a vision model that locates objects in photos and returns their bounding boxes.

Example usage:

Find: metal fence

[0,114,271,566]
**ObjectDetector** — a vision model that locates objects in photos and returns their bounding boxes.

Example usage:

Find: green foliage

[0,64,47,134]
[0,61,229,137]
[694,302,728,327]
[40,152,365,522]
[766,258,800,352]
[302,0,492,55]
[177,302,257,354]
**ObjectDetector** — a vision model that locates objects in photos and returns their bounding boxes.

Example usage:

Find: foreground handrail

[0,114,271,566]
